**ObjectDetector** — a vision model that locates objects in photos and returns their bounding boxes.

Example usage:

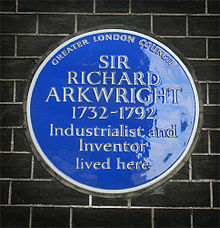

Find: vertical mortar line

[127,198,131,207]
[206,38,208,59]
[11,128,14,151]
[151,208,154,228]
[190,209,193,228]
[31,155,35,179]
[14,35,17,57]
[8,180,12,205]
[69,207,73,228]
[29,207,33,228]
[129,0,132,14]
[13,81,16,102]
[150,13,153,33]
[93,0,96,14]
[208,129,211,154]
[189,157,192,181]
[186,16,189,37]
[74,15,78,33]
[206,82,209,104]
[36,14,39,35]
[210,181,213,208]
[89,195,92,207]
[16,0,18,13]
[205,0,208,14]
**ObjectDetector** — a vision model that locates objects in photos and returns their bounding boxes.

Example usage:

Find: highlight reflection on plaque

[26,29,200,197]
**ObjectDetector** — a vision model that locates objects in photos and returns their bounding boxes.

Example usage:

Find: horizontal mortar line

[207,81,220,83]
[193,153,220,156]
[0,178,52,181]
[0,80,219,84]
[0,204,77,208]
[2,126,219,130]
[0,126,23,129]
[199,81,220,83]
[202,128,220,131]
[1,34,219,39]
[0,151,30,154]
[170,179,220,183]
[0,33,70,36]
[208,58,220,61]
[152,13,220,16]
[159,36,187,38]
[0,102,22,105]
[132,13,220,16]
[131,13,155,16]
[189,36,220,38]
[188,14,220,16]
[0,56,41,59]
[93,12,130,16]
[0,11,220,16]
[0,204,219,210]
[0,33,37,35]
[30,33,69,37]
[0,151,218,157]
[0,79,28,82]
[3,56,219,60]
[203,104,220,107]
[187,58,220,61]
[1,126,220,130]
[0,12,95,15]
[159,36,220,39]
[65,205,220,210]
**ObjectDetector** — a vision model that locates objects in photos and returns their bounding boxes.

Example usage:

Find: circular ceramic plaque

[26,29,200,197]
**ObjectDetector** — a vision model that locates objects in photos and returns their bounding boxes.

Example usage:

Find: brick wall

[0,0,219,227]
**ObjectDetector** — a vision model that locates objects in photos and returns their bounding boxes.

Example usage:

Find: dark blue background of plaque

[29,31,197,191]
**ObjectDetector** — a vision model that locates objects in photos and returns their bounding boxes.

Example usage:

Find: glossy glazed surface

[27,29,199,195]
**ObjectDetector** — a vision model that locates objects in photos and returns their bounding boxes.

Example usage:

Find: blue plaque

[26,29,201,197]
